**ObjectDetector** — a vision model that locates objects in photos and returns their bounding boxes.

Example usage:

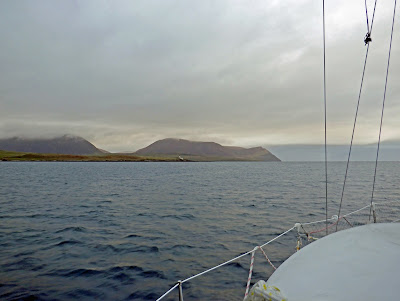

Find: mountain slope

[135,138,280,161]
[0,135,104,155]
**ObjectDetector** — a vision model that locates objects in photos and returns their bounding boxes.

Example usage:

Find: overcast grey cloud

[0,0,398,152]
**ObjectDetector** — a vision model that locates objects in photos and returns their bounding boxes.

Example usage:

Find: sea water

[0,162,399,300]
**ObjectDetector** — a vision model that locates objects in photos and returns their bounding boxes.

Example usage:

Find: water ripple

[0,162,398,300]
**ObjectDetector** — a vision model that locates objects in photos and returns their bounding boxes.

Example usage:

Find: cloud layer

[1,0,399,152]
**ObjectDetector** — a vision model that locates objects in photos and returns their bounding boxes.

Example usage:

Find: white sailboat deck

[266,223,400,300]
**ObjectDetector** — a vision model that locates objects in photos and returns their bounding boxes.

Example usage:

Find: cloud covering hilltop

[0,1,399,151]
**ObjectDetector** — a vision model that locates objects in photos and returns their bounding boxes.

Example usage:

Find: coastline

[0,150,280,162]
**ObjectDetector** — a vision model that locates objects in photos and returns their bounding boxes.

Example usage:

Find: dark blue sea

[1,162,399,300]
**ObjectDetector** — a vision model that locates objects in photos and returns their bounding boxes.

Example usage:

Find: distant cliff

[135,138,280,161]
[0,135,104,155]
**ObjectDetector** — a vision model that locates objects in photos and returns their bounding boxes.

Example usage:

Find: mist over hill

[0,135,104,155]
[135,138,280,161]
[2,134,398,162]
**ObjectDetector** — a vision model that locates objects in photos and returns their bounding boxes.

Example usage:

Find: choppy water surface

[0,162,399,300]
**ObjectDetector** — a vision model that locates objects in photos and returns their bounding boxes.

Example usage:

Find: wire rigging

[322,0,328,235]
[336,45,370,231]
[365,0,379,44]
[336,0,379,230]
[365,0,370,32]
[365,0,378,35]
[369,0,379,34]
[369,0,397,221]
[156,200,398,301]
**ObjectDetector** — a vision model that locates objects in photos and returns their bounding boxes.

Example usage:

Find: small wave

[94,244,122,253]
[132,245,159,253]
[138,212,156,217]
[124,233,143,238]
[214,242,230,251]
[27,213,47,218]
[55,239,82,246]
[0,290,45,301]
[64,288,104,299]
[55,226,87,233]
[100,200,112,203]
[108,193,120,197]
[161,213,195,220]
[2,257,42,272]
[139,270,166,279]
[0,283,17,289]
[226,262,246,270]
[58,268,104,278]
[13,251,35,258]
[126,291,160,300]
[37,239,83,252]
[161,258,175,264]
[96,281,119,292]
[108,265,144,273]
[110,272,134,284]
[170,244,194,250]
[32,264,46,272]
[107,265,165,281]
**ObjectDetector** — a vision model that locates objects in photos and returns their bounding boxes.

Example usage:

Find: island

[0,136,280,162]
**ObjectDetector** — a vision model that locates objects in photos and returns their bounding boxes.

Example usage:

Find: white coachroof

[266,223,400,301]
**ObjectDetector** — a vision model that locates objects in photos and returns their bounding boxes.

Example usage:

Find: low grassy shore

[0,150,188,162]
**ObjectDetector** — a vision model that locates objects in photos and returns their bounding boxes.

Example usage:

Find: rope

[259,227,296,248]
[155,227,295,300]
[244,246,277,299]
[322,0,329,236]
[343,204,371,217]
[303,205,373,237]
[343,216,353,227]
[155,283,179,301]
[244,248,257,300]
[310,218,340,235]
[181,227,294,284]
[337,44,370,231]
[182,249,253,284]
[369,0,397,221]
[155,202,394,300]
[259,246,277,270]
[301,215,336,226]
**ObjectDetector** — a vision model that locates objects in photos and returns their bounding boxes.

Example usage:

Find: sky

[0,0,399,152]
